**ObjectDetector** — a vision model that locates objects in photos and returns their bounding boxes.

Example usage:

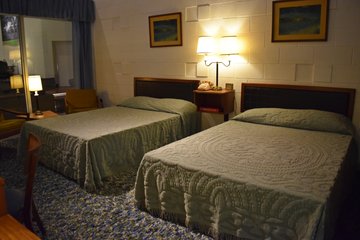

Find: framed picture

[1,16,19,46]
[225,83,233,90]
[148,12,182,48]
[272,0,328,42]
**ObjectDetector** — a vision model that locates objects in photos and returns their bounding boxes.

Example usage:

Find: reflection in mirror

[0,15,73,115]
[0,14,26,113]
[24,17,72,113]
[10,75,23,93]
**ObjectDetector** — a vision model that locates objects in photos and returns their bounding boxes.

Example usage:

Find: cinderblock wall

[93,0,360,129]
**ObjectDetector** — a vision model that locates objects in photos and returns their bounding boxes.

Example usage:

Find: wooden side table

[193,89,235,121]
[0,177,40,240]
[0,214,41,239]
[17,110,58,120]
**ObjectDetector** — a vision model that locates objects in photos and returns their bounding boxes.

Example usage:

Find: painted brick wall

[93,0,360,129]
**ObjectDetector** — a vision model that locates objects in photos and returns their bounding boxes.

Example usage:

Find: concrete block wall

[93,0,360,129]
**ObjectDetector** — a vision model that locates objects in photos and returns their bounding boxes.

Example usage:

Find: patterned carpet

[0,136,212,240]
[1,136,359,239]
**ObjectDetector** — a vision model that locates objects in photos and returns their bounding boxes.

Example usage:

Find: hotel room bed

[134,83,357,240]
[17,77,200,192]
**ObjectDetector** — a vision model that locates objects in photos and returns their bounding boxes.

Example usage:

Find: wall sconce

[197,36,239,90]
[10,75,23,93]
[28,75,43,115]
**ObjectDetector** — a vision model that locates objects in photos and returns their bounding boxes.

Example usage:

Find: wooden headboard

[134,77,199,103]
[241,83,356,119]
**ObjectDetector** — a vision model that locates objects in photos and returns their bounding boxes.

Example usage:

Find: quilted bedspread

[135,120,355,239]
[18,105,198,192]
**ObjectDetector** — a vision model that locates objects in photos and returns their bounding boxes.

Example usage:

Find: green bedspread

[135,109,357,239]
[18,98,199,192]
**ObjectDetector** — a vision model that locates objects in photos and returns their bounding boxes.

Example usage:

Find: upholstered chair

[65,89,101,114]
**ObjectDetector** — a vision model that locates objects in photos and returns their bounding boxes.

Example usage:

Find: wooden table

[0,214,40,240]
[0,177,40,240]
[17,110,58,120]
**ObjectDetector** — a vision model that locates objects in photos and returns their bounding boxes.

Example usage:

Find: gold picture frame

[272,0,328,42]
[149,12,182,48]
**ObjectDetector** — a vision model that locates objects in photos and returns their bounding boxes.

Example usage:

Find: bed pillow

[118,96,196,115]
[232,108,355,135]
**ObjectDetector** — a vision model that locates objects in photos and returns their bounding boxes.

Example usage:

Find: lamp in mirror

[10,75,23,93]
[28,75,43,115]
[9,50,21,74]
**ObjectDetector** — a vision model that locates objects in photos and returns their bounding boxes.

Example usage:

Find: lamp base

[34,110,43,115]
[212,86,223,91]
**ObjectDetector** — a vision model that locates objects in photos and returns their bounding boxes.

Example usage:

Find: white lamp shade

[28,75,43,92]
[197,36,216,55]
[10,75,23,89]
[219,36,240,55]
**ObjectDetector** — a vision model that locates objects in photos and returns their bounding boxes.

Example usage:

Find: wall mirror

[0,14,73,113]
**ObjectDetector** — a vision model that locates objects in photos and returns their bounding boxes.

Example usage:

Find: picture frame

[148,12,182,48]
[225,83,234,90]
[272,0,328,42]
[1,16,19,46]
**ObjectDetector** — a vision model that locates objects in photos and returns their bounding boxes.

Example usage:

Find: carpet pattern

[1,136,359,239]
[0,137,212,240]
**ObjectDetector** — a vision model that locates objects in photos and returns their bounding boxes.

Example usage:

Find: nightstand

[193,89,235,121]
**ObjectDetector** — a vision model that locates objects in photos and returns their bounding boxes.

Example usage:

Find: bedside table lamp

[197,36,239,90]
[10,75,23,93]
[28,75,43,115]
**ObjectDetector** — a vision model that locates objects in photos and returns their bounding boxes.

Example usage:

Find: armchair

[0,107,28,140]
[65,89,102,114]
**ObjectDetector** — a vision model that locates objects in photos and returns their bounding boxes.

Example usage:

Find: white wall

[93,0,360,129]
[24,18,46,76]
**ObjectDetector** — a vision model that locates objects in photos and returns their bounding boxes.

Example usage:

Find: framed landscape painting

[272,0,328,42]
[149,12,182,48]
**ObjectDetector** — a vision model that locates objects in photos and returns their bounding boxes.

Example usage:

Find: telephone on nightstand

[197,81,213,91]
